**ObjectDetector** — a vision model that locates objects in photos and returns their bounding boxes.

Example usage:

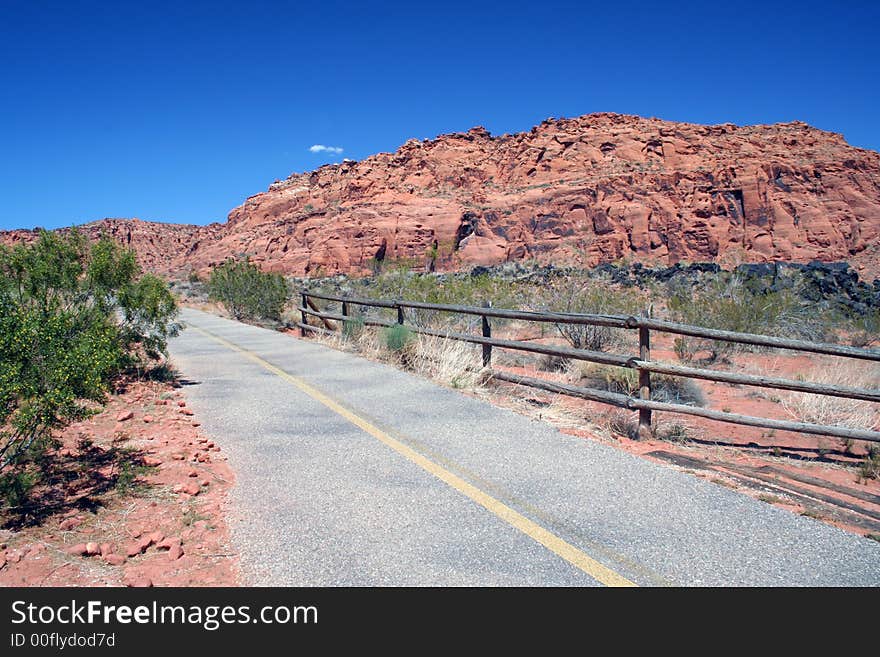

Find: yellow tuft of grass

[406,334,483,390]
[782,363,879,430]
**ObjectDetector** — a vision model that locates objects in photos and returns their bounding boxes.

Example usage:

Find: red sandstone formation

[3,113,879,278]
[0,218,224,277]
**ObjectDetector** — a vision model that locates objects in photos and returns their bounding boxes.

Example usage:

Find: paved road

[169,308,880,586]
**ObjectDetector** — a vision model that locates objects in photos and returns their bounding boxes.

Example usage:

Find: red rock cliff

[4,113,880,278]
[195,113,880,278]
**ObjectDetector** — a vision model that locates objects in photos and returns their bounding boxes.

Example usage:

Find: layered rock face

[193,113,880,278]
[0,218,224,276]
[4,113,880,278]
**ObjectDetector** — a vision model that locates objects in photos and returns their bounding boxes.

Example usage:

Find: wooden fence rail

[298,290,880,444]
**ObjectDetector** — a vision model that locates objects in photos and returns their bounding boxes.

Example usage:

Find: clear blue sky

[1,0,877,231]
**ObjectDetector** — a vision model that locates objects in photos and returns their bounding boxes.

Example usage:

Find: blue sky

[1,0,877,231]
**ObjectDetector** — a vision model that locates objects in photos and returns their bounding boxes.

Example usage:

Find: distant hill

[4,113,879,279]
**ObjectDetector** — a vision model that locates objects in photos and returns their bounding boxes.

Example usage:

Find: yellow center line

[189,323,637,588]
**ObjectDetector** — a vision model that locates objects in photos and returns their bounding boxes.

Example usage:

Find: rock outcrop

[4,113,880,278]
[0,218,224,276]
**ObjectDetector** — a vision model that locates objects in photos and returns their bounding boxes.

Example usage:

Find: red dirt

[0,379,238,587]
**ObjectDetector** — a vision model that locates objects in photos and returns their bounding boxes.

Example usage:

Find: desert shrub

[654,422,692,443]
[847,309,880,348]
[363,268,525,329]
[208,257,290,322]
[860,445,880,481]
[0,230,179,501]
[538,354,570,372]
[673,337,696,363]
[391,269,525,308]
[0,469,36,507]
[383,324,414,352]
[653,375,706,405]
[545,274,643,351]
[668,275,828,358]
[601,409,639,439]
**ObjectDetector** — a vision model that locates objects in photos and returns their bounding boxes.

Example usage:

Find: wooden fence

[298,290,880,444]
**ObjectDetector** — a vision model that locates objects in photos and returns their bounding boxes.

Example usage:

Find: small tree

[208,257,290,322]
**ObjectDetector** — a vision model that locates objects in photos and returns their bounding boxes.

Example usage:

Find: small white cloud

[309,144,343,154]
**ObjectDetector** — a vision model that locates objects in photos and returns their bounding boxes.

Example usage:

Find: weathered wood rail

[298,290,880,444]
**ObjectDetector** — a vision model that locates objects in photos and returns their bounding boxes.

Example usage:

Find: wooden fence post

[638,306,652,440]
[300,292,308,337]
[482,301,492,367]
[396,303,405,326]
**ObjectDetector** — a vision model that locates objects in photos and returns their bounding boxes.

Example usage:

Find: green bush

[667,274,827,359]
[383,324,413,352]
[303,264,533,331]
[848,308,880,348]
[0,468,37,507]
[208,257,290,322]
[0,229,179,500]
[362,269,526,329]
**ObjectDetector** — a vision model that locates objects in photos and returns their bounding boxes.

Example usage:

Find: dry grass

[407,334,483,389]
[306,325,484,391]
[564,360,705,406]
[598,408,639,440]
[781,363,880,430]
[322,324,387,362]
[739,355,784,377]
[303,327,345,350]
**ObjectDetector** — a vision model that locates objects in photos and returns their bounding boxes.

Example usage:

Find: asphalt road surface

[168,308,880,586]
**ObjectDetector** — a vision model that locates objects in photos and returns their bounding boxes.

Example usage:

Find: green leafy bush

[342,315,365,341]
[0,230,179,501]
[208,257,290,322]
[361,268,525,329]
